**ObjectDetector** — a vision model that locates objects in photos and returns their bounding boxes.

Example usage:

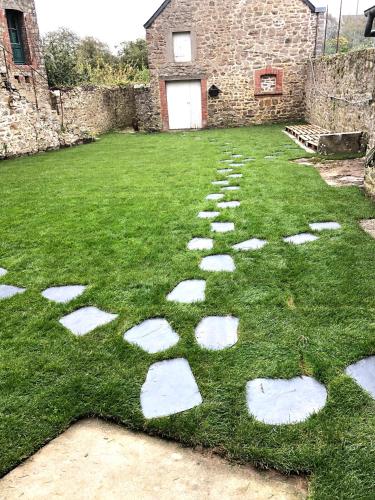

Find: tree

[42,28,83,88]
[77,37,115,68]
[118,39,148,69]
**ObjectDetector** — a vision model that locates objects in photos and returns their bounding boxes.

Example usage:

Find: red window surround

[254,67,284,97]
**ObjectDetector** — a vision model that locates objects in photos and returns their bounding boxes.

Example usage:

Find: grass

[0,125,375,498]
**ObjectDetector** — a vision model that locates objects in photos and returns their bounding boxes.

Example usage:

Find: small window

[260,74,277,93]
[6,10,26,65]
[172,32,192,63]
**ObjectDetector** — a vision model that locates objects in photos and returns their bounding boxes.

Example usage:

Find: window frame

[254,67,284,97]
[168,28,196,64]
[5,9,27,65]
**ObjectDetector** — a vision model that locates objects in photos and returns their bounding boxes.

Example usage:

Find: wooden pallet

[285,124,330,151]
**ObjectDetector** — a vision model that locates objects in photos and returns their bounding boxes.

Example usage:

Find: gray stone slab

[244,158,256,162]
[212,180,229,186]
[222,186,240,191]
[0,285,26,300]
[211,222,235,233]
[218,201,241,209]
[206,194,224,201]
[59,307,118,336]
[284,233,319,245]
[0,267,7,277]
[167,280,206,303]
[200,255,235,272]
[232,155,243,158]
[228,163,245,167]
[124,319,179,354]
[228,174,243,178]
[222,159,233,163]
[346,356,375,399]
[195,316,239,351]
[233,238,268,251]
[141,358,203,419]
[309,222,341,231]
[188,238,214,251]
[246,376,327,425]
[217,169,233,174]
[198,211,220,219]
[42,285,86,304]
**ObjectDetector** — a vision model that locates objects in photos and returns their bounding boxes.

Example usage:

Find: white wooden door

[166,80,202,130]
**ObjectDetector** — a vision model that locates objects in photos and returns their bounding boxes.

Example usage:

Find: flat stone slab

[217,168,233,174]
[346,356,375,399]
[211,222,235,233]
[309,222,341,231]
[0,285,26,300]
[222,186,240,191]
[198,211,220,219]
[141,358,203,419]
[59,307,118,336]
[0,267,7,277]
[246,376,327,425]
[221,159,234,163]
[212,180,229,186]
[195,316,239,350]
[233,239,268,251]
[42,285,86,304]
[265,156,276,160]
[188,238,214,251]
[228,174,243,178]
[206,193,224,201]
[228,163,245,167]
[232,154,243,158]
[284,233,319,245]
[167,280,206,303]
[218,201,241,209]
[124,319,179,354]
[200,255,236,272]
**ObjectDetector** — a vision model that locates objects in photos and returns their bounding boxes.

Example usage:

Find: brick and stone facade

[145,0,326,130]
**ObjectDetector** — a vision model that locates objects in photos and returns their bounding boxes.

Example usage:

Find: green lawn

[0,126,375,498]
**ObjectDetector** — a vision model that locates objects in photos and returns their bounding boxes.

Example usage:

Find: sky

[34,0,375,50]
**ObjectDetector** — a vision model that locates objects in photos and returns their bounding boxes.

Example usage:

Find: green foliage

[117,39,148,70]
[42,29,149,88]
[325,14,375,54]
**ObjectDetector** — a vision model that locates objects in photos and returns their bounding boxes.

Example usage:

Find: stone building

[144,0,326,130]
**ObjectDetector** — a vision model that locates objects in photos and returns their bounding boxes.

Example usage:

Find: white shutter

[173,32,192,63]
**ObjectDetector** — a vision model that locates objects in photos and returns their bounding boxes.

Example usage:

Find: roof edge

[144,0,171,29]
[144,0,325,30]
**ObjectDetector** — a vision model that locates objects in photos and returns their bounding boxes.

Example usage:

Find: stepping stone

[233,238,268,251]
[188,238,214,251]
[246,376,327,425]
[222,186,240,191]
[42,285,86,304]
[346,356,375,399]
[212,180,229,186]
[141,358,203,419]
[200,255,235,272]
[167,280,206,303]
[228,163,245,167]
[222,159,233,163]
[0,267,8,277]
[265,156,276,160]
[244,158,256,162]
[309,222,341,231]
[211,222,235,233]
[284,233,319,245]
[195,316,239,351]
[217,169,233,174]
[0,285,26,301]
[206,194,224,201]
[59,307,118,336]
[124,319,179,354]
[228,174,243,178]
[218,201,241,209]
[198,211,220,219]
[232,154,243,158]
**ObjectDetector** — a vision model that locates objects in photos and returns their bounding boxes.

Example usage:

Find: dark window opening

[24,75,31,84]
[6,10,27,65]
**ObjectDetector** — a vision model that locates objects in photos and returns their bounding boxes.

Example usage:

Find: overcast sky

[34,0,374,50]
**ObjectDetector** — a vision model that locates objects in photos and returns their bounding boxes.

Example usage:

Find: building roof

[144,0,326,29]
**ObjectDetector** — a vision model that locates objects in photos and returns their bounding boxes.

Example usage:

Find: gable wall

[146,0,325,129]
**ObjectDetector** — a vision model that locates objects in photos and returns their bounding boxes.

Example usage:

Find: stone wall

[146,0,326,130]
[306,49,375,150]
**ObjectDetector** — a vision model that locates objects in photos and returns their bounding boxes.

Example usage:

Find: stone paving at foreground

[1,140,374,426]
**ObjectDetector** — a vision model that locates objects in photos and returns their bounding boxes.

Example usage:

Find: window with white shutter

[172,32,192,63]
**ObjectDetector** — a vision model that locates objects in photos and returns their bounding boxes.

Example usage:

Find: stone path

[1,139,373,433]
